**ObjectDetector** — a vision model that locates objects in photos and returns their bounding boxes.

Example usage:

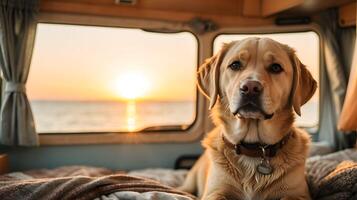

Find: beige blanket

[0,167,195,200]
[2,149,356,200]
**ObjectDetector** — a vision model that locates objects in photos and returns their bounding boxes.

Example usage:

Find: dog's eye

[268,63,283,74]
[229,61,242,71]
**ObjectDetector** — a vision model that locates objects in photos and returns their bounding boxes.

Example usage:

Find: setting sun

[115,71,151,100]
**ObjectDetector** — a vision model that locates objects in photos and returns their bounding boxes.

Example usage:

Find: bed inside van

[0,0,356,199]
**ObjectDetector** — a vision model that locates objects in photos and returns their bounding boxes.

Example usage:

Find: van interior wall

[0,143,203,171]
[0,2,356,171]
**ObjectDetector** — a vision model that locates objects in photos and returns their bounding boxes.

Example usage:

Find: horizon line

[29,99,195,103]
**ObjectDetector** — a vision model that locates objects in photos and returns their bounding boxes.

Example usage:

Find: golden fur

[179,38,317,200]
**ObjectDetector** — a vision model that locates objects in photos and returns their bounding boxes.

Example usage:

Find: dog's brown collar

[222,132,291,158]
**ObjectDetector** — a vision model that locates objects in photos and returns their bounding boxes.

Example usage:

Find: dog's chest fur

[214,151,285,199]
[203,128,307,200]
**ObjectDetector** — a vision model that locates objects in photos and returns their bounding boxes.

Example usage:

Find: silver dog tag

[257,159,273,175]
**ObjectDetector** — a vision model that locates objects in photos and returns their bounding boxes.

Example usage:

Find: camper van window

[214,32,320,128]
[27,23,198,133]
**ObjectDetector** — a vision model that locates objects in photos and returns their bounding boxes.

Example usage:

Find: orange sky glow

[27,24,319,103]
[28,24,197,102]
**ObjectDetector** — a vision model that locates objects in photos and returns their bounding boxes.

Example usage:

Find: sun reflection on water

[126,101,137,132]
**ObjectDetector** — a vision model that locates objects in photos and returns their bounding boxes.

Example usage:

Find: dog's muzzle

[233,80,273,120]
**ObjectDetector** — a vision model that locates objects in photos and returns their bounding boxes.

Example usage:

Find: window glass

[28,23,197,133]
[214,32,319,127]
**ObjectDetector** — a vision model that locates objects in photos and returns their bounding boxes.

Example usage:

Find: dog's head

[198,38,316,124]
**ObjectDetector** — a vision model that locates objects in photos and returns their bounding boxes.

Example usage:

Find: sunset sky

[27,24,197,101]
[27,24,319,102]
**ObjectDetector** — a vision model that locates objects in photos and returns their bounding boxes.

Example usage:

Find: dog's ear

[197,43,230,109]
[290,52,317,116]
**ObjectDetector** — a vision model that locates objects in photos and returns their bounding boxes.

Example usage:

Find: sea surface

[30,100,318,133]
[30,101,196,133]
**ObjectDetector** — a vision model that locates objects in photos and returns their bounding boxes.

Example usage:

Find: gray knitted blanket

[0,149,356,200]
[306,149,357,200]
[0,167,195,200]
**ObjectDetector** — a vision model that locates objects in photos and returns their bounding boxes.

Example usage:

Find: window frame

[36,12,206,145]
[35,13,323,145]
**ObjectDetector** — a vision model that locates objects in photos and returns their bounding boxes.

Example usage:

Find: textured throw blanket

[0,167,195,200]
[306,149,357,200]
[1,149,357,200]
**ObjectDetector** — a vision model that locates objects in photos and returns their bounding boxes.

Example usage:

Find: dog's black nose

[240,80,263,96]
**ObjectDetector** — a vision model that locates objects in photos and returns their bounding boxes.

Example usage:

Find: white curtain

[0,0,39,146]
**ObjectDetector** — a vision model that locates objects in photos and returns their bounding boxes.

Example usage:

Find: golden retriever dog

[179,38,317,200]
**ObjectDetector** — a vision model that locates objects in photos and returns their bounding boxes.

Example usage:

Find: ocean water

[30,100,318,133]
[30,101,196,133]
